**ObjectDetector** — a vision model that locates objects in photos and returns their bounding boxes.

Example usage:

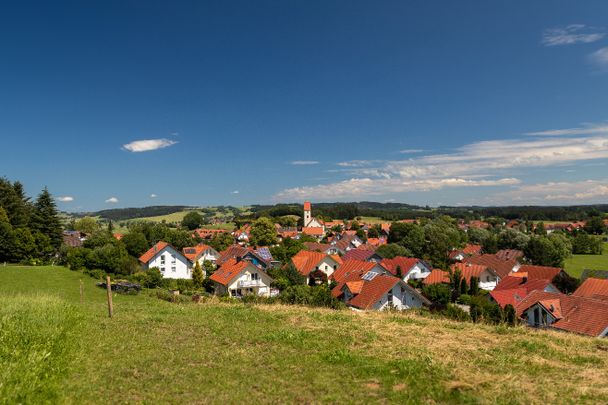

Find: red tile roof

[422,269,450,285]
[516,291,608,337]
[490,288,528,308]
[290,250,337,276]
[451,262,491,284]
[463,244,483,255]
[515,265,562,281]
[380,257,422,277]
[209,258,249,286]
[465,254,517,278]
[302,227,324,236]
[342,248,376,262]
[573,278,608,301]
[348,274,402,310]
[193,228,229,239]
[331,260,377,283]
[303,201,311,211]
[139,241,170,264]
[493,276,554,293]
[182,244,215,262]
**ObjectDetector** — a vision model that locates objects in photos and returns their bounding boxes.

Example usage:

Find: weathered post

[106,276,113,318]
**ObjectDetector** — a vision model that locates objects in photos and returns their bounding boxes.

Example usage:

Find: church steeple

[303,201,312,227]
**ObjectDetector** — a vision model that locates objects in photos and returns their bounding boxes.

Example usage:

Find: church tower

[303,201,312,227]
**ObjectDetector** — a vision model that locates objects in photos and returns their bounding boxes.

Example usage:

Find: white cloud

[542,24,605,46]
[336,160,375,167]
[290,160,319,165]
[56,196,74,202]
[493,180,608,204]
[399,149,424,154]
[150,194,157,198]
[122,139,178,153]
[105,197,119,204]
[589,47,608,69]
[273,130,608,202]
[525,122,608,136]
[231,190,239,194]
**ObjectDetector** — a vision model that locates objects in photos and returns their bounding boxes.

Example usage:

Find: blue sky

[1,1,608,211]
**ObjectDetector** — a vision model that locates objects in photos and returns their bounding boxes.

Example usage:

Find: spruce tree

[192,261,204,288]
[30,187,63,250]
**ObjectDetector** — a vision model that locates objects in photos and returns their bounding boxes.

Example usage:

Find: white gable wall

[478,270,499,291]
[373,283,425,311]
[403,262,432,281]
[145,246,191,279]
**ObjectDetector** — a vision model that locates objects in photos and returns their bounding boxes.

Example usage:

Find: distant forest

[84,202,608,223]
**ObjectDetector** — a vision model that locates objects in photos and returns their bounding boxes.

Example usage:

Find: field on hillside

[2,266,608,404]
[564,242,608,278]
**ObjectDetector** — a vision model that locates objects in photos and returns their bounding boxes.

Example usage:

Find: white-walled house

[451,262,500,291]
[210,258,273,297]
[380,257,432,282]
[332,271,431,311]
[183,244,221,270]
[290,250,342,283]
[139,241,192,279]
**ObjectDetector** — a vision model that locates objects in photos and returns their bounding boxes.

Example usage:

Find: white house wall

[146,246,191,279]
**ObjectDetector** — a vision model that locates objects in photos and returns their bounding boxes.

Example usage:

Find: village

[60,201,608,339]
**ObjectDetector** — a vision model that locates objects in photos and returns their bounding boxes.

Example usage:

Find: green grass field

[564,242,608,278]
[1,266,608,404]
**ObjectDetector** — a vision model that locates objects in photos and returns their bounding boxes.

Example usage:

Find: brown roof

[516,291,608,337]
[490,276,555,308]
[495,249,524,261]
[182,244,215,262]
[463,244,483,255]
[139,241,170,264]
[342,248,376,262]
[465,254,517,278]
[573,278,608,301]
[303,242,330,252]
[217,245,249,265]
[348,274,402,310]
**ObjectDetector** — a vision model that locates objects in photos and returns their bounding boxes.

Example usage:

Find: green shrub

[442,304,471,322]
[83,268,105,280]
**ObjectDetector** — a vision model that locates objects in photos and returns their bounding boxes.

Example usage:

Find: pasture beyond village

[2,265,608,405]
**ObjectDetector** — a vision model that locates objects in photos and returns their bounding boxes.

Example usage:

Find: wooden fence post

[106,276,113,318]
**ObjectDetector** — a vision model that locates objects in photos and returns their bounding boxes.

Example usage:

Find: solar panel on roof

[361,271,378,281]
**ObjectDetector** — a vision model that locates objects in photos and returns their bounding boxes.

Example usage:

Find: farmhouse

[210,258,273,297]
[139,241,191,279]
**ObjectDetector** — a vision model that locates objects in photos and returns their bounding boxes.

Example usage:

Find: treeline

[88,206,192,221]
[0,178,63,264]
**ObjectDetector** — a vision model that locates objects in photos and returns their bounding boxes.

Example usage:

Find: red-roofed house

[380,257,432,282]
[210,258,273,297]
[290,250,342,284]
[342,248,383,263]
[182,244,220,267]
[573,278,608,301]
[464,254,520,279]
[516,291,608,337]
[139,241,192,279]
[451,262,500,291]
[422,269,450,286]
[511,265,564,281]
[490,276,558,308]
[332,270,430,311]
[331,260,389,283]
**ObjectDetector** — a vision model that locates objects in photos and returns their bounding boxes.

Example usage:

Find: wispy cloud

[336,160,375,167]
[399,149,424,154]
[525,122,608,136]
[274,129,608,202]
[231,190,239,194]
[105,197,119,204]
[589,47,608,70]
[542,24,605,46]
[56,196,74,202]
[492,179,608,204]
[122,138,178,153]
[290,160,319,165]
[150,193,157,198]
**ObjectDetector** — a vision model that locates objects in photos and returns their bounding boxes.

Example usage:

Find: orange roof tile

[422,269,450,285]
[303,201,311,211]
[210,258,249,286]
[139,241,170,264]
[380,257,422,277]
[182,244,215,262]
[302,227,324,236]
[345,280,364,295]
[465,254,517,278]
[331,260,377,283]
[573,278,608,301]
[516,265,562,280]
[451,262,492,284]
[290,250,337,276]
[463,244,483,255]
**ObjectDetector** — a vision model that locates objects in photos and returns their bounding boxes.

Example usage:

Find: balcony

[238,279,264,288]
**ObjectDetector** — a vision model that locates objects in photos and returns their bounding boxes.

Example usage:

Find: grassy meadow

[1,265,608,404]
[564,242,608,278]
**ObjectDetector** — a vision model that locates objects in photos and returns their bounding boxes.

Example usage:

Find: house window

[486,276,491,282]
[171,266,176,272]
[160,267,165,273]
[171,255,176,264]
[251,273,259,280]
[160,255,165,265]
[387,290,393,304]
